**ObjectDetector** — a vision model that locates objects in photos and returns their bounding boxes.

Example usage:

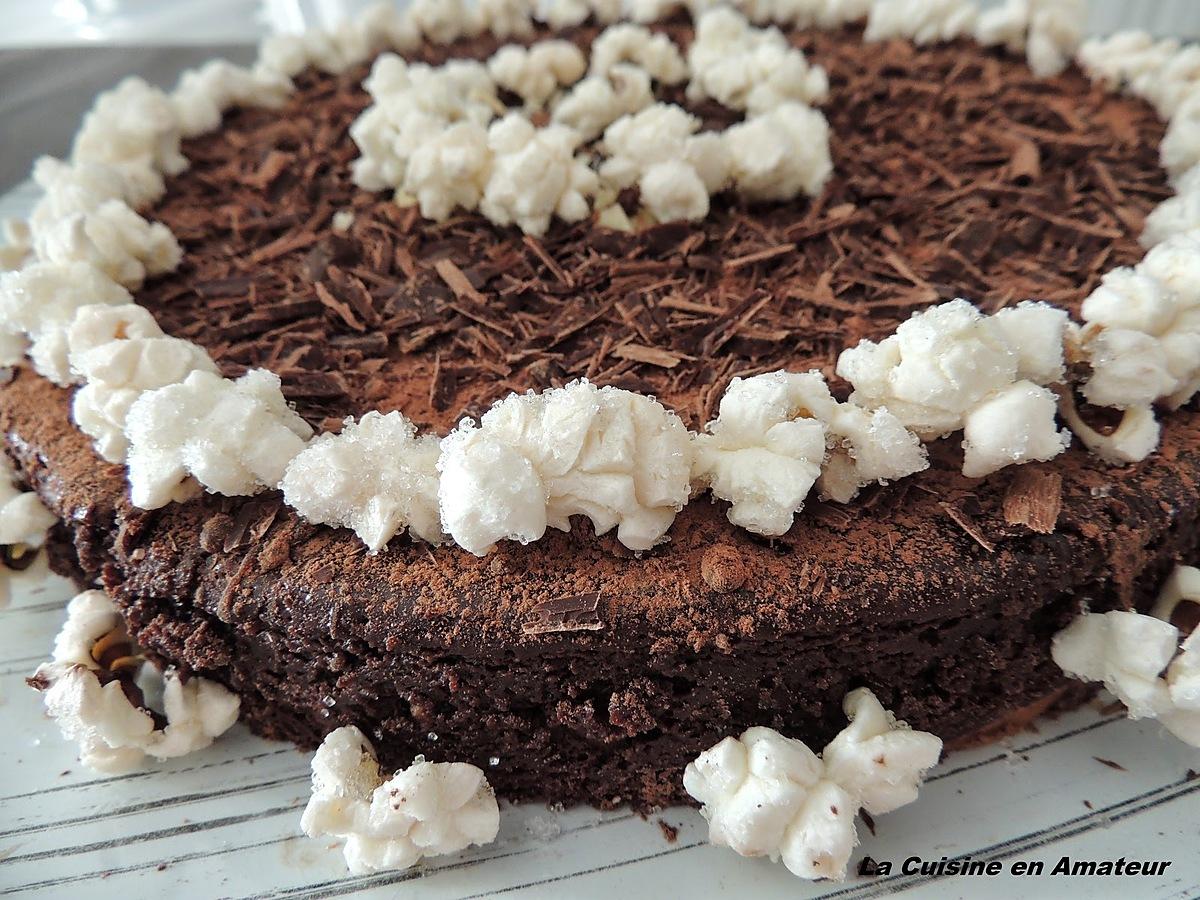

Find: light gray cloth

[0,45,254,192]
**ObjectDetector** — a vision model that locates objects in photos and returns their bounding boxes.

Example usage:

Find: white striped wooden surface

[2,560,1199,899]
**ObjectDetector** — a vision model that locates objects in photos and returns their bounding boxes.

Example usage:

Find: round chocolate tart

[3,19,1198,811]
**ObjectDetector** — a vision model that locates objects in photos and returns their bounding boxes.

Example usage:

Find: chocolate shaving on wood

[522,591,605,634]
[1002,469,1063,534]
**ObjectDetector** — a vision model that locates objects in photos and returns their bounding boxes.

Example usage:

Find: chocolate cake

[3,9,1199,815]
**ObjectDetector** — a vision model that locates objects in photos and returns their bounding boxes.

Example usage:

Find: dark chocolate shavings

[523,591,605,635]
[1002,469,1063,534]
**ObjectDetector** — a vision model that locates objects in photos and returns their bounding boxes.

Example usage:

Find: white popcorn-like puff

[589,23,688,85]
[735,0,781,23]
[410,0,482,45]
[1053,566,1200,747]
[685,726,827,860]
[864,0,978,46]
[171,60,292,138]
[1054,612,1177,718]
[1155,566,1200,746]
[349,54,500,214]
[282,411,443,552]
[1082,33,1200,123]
[301,725,500,875]
[480,0,536,38]
[1076,31,1200,121]
[1132,193,1200,250]
[1138,234,1200,409]
[991,301,1071,385]
[1136,45,1200,122]
[821,689,946,816]
[0,218,30,272]
[686,8,829,115]
[1077,322,1176,412]
[71,77,187,183]
[837,300,1068,447]
[438,379,693,555]
[480,114,598,235]
[487,40,587,108]
[600,103,732,222]
[960,381,1070,478]
[256,30,363,79]
[1142,166,1200,249]
[1080,31,1200,184]
[0,261,132,385]
[551,63,654,141]
[815,398,930,504]
[29,156,161,236]
[67,304,219,463]
[1077,31,1180,93]
[693,371,927,535]
[1058,391,1162,466]
[357,53,500,152]
[256,33,325,80]
[975,0,1085,78]
[124,368,313,509]
[692,373,826,535]
[1163,91,1200,181]
[405,121,494,222]
[255,3,417,79]
[1072,240,1200,461]
[32,200,182,290]
[0,453,56,550]
[725,102,833,202]
[31,590,240,773]
[533,0,592,29]
[739,0,873,28]
[684,688,942,881]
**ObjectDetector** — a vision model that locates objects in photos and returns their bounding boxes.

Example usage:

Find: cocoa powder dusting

[134,23,1166,438]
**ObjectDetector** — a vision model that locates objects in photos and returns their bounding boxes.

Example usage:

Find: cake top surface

[131,20,1165,437]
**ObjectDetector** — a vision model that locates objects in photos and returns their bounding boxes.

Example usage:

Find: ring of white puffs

[0,0,1196,561]
[348,6,835,236]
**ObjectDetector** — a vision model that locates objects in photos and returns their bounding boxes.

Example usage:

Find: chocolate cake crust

[4,368,1198,809]
[134,25,1168,433]
[4,20,1199,810]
